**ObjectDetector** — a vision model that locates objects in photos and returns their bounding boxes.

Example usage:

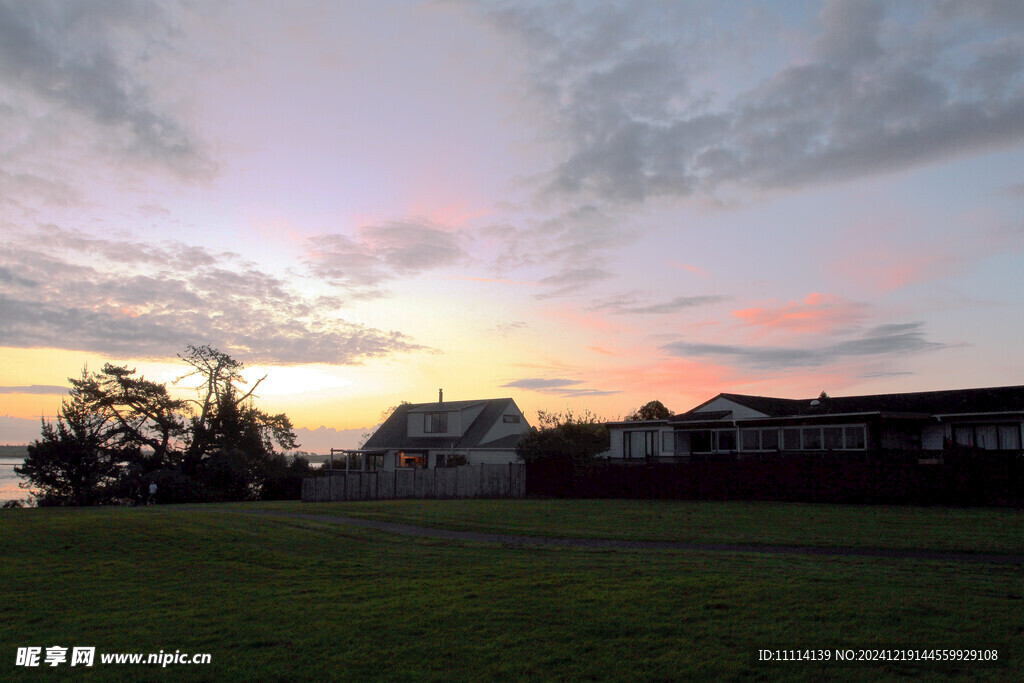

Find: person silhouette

[147,482,157,505]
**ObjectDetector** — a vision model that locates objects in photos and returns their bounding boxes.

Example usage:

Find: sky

[1,0,1023,451]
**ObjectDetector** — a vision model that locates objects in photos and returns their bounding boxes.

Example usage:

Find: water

[0,457,30,504]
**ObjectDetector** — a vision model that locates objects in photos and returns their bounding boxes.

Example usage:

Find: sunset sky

[2,0,1023,451]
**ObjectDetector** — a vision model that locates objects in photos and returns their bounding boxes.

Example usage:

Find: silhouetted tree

[16,378,138,505]
[516,409,609,464]
[20,346,299,504]
[625,400,672,421]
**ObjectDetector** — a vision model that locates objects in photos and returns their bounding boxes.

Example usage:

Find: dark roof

[679,386,1024,421]
[362,398,522,450]
[669,410,732,423]
[407,399,487,413]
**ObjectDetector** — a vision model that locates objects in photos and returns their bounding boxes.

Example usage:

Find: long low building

[606,386,1024,461]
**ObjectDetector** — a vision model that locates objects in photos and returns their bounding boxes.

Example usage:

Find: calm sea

[0,457,30,504]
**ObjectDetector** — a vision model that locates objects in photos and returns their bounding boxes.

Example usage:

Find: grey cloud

[480,204,632,300]
[0,0,212,177]
[813,0,884,66]
[0,385,68,395]
[1,234,426,365]
[593,294,727,315]
[662,322,946,371]
[1000,182,1024,198]
[535,267,614,299]
[481,1,1024,202]
[490,321,530,337]
[501,378,584,390]
[500,377,619,397]
[307,221,466,290]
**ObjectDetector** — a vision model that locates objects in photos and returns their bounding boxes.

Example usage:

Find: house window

[691,430,714,453]
[399,453,427,468]
[976,426,998,450]
[624,430,658,459]
[783,428,801,450]
[680,428,744,453]
[823,427,844,450]
[424,412,448,433]
[952,424,1022,450]
[802,427,821,449]
[435,453,466,467]
[661,431,674,452]
[502,414,521,423]
[740,428,781,452]
[845,426,865,449]
[998,425,1021,450]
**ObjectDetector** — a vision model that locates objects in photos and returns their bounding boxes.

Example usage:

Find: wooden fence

[525,452,1024,507]
[302,463,526,502]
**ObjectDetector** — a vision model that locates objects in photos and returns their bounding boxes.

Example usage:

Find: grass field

[2,500,1021,681]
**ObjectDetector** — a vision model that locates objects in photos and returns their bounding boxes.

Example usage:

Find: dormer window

[424,412,448,433]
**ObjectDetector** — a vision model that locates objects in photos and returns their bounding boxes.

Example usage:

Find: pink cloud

[667,261,710,277]
[540,305,626,334]
[732,292,868,337]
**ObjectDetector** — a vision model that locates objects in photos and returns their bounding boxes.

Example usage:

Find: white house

[606,386,1024,461]
[358,394,531,470]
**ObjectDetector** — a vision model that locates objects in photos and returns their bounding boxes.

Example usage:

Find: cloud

[0,414,47,445]
[291,424,373,453]
[593,294,727,315]
[479,204,635,299]
[662,322,947,371]
[732,293,868,336]
[501,378,584,390]
[480,0,1024,202]
[500,377,619,397]
[0,229,425,365]
[490,321,530,337]
[0,385,67,395]
[306,221,466,291]
[0,0,213,179]
[535,267,614,298]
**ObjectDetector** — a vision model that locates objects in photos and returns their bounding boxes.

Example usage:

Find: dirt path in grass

[247,511,1024,564]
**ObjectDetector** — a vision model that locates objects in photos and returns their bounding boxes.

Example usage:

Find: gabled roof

[362,397,522,451]
[406,399,487,413]
[677,386,1024,421]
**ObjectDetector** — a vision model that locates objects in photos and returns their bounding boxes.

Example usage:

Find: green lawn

[1,501,1021,681]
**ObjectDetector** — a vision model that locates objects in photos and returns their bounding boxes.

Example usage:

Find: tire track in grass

[245,511,1024,564]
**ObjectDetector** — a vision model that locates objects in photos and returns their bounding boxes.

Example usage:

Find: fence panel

[304,464,528,502]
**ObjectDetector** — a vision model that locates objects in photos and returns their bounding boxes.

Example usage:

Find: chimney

[439,388,443,404]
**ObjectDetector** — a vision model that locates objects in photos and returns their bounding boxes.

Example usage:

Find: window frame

[424,412,448,434]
